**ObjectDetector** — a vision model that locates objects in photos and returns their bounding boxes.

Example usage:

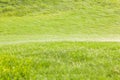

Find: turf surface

[0,42,120,80]
[0,0,120,80]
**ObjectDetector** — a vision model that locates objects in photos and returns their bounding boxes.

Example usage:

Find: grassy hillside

[0,11,120,42]
[0,2,120,42]
[0,0,120,80]
[0,0,120,42]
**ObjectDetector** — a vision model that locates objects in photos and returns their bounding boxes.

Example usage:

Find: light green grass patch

[0,42,120,80]
[0,9,120,42]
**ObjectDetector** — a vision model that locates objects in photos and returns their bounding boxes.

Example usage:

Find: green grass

[0,42,120,80]
[0,0,120,80]
[0,5,120,42]
[0,0,120,41]
[0,0,120,16]
[0,10,120,42]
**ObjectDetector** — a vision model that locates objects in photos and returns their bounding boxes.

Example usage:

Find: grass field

[0,0,120,80]
[0,42,120,80]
